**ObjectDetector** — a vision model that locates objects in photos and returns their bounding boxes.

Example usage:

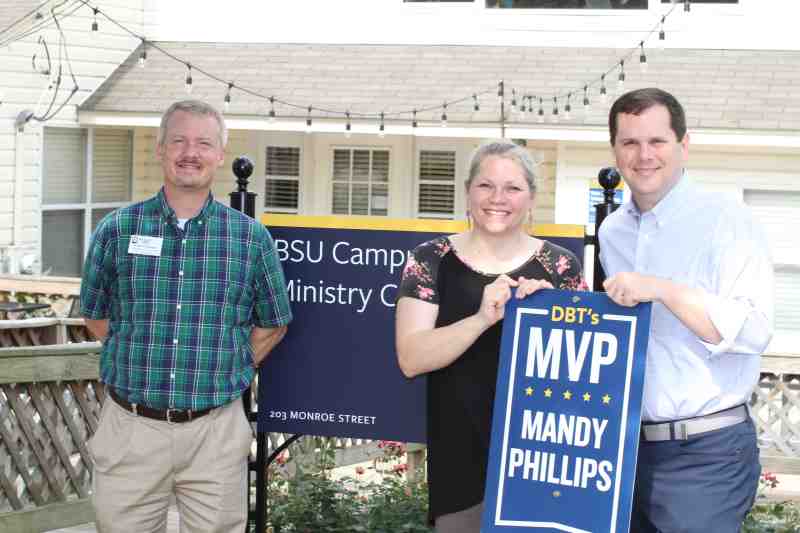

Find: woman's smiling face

[467,155,534,235]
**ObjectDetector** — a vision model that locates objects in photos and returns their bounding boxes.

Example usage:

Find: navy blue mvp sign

[482,289,651,533]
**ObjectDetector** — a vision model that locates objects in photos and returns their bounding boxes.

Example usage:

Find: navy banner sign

[482,289,651,533]
[258,215,585,444]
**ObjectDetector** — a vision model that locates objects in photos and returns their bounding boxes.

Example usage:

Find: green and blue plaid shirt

[81,188,292,410]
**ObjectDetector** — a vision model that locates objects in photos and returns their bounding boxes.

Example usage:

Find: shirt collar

[156,187,216,225]
[624,171,692,226]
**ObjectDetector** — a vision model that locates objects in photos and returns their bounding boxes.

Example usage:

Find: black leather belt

[108,387,213,423]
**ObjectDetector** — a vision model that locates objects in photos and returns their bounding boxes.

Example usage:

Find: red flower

[355,466,365,475]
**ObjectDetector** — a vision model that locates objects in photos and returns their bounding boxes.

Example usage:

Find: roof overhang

[78,110,800,148]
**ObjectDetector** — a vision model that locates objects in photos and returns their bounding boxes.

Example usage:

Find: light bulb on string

[600,74,608,103]
[441,103,448,128]
[551,97,559,124]
[658,17,666,51]
[684,0,690,12]
[378,112,385,138]
[91,8,98,31]
[184,64,193,95]
[497,80,504,106]
[537,97,545,124]
[306,106,313,134]
[473,94,480,112]
[139,41,147,67]
[519,94,527,114]
[528,96,536,119]
[583,85,590,113]
[223,83,232,113]
[268,96,276,123]
[639,42,648,73]
[412,109,418,130]
[617,60,626,94]
[345,111,352,139]
[511,89,518,116]
[564,92,572,121]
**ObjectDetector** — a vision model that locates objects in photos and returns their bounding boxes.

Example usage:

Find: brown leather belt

[108,387,213,423]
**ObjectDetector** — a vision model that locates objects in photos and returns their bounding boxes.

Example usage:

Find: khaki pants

[89,395,252,533]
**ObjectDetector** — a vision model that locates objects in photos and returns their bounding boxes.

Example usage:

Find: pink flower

[761,471,779,489]
[417,287,434,300]
[556,255,571,275]
[392,463,408,476]
[355,466,365,475]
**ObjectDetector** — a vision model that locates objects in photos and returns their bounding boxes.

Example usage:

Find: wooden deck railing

[0,341,798,531]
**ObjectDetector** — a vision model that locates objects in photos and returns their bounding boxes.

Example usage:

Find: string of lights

[0,0,82,49]
[4,0,691,129]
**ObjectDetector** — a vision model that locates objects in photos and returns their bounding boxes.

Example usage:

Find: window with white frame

[265,146,301,213]
[42,127,133,276]
[418,150,456,219]
[332,148,389,216]
[744,190,800,348]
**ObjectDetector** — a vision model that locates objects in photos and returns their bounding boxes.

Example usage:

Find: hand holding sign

[478,274,518,327]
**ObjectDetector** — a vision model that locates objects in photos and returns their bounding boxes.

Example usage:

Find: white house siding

[0,1,149,273]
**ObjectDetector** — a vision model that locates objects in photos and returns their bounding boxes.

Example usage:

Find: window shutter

[43,128,86,205]
[265,146,301,212]
[744,190,800,332]
[92,129,132,203]
[332,149,352,214]
[418,150,456,218]
[331,148,390,216]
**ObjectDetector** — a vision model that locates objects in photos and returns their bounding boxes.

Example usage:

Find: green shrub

[266,439,433,533]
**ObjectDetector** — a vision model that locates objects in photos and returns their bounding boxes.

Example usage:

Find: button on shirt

[81,188,292,410]
[599,176,773,422]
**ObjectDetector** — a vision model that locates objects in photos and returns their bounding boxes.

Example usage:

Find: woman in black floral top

[396,141,587,533]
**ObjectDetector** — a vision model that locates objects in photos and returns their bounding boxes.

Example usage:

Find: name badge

[128,235,164,257]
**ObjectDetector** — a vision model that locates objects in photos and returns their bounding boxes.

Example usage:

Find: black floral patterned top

[397,236,587,524]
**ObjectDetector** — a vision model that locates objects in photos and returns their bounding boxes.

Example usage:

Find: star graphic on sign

[583,392,591,402]
[544,388,553,398]
[602,394,611,404]
[525,386,534,396]
[563,390,573,400]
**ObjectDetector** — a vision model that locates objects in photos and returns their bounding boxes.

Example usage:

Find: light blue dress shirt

[599,175,774,422]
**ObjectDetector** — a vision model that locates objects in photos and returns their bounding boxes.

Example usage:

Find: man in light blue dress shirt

[599,88,774,532]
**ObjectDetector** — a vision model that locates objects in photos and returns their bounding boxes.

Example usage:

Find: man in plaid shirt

[81,99,292,532]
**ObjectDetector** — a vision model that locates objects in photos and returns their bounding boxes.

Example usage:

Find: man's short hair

[157,100,228,148]
[608,88,687,145]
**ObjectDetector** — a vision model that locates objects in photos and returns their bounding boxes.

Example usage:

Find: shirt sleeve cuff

[699,291,749,357]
